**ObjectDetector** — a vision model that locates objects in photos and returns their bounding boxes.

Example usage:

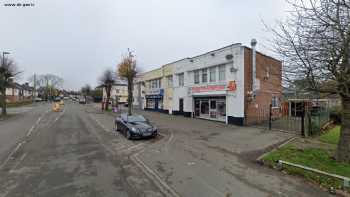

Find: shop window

[209,67,216,82]
[217,101,226,116]
[202,68,208,83]
[219,65,226,81]
[194,70,200,84]
[210,100,216,109]
[200,101,209,115]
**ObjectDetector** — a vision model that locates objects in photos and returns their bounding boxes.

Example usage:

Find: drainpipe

[251,39,257,97]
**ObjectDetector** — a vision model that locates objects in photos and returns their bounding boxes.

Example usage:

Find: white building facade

[136,42,282,126]
[171,44,245,124]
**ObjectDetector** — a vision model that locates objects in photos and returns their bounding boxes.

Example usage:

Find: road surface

[0,102,331,197]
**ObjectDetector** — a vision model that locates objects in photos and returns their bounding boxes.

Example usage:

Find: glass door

[194,100,200,117]
[210,100,217,118]
[200,100,209,118]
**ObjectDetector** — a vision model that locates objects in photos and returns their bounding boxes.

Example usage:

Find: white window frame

[167,75,173,87]
[219,65,226,81]
[209,67,216,82]
[178,73,184,87]
[202,68,208,83]
[194,70,200,84]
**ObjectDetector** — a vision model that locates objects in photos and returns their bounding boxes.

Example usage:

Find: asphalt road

[0,102,163,197]
[0,102,331,197]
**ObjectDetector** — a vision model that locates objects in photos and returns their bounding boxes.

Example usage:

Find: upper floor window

[272,96,279,108]
[178,73,184,87]
[167,75,173,87]
[209,67,216,82]
[202,68,208,83]
[194,70,200,84]
[149,78,161,89]
[219,65,226,81]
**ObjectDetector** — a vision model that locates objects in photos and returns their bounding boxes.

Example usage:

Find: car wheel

[126,130,132,140]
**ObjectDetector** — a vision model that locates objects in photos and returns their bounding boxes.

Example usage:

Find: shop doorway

[194,97,226,122]
[179,98,184,113]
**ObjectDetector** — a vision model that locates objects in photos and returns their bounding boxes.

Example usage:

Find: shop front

[191,85,228,122]
[145,89,164,111]
[194,96,226,122]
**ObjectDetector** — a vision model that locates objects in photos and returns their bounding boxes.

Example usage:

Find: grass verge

[262,126,349,191]
[319,126,340,145]
[6,101,33,108]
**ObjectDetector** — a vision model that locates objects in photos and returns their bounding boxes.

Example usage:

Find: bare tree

[81,84,91,101]
[117,50,137,115]
[0,56,21,116]
[99,69,115,110]
[268,0,350,162]
[29,74,63,100]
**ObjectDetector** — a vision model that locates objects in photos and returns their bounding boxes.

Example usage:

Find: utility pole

[33,74,37,102]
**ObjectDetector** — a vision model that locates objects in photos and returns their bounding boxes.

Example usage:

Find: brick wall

[244,47,282,124]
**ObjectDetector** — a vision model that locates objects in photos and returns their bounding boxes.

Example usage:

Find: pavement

[0,102,331,197]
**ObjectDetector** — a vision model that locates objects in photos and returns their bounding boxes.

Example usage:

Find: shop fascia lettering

[191,81,237,93]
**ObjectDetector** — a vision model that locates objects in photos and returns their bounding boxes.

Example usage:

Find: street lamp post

[2,51,10,66]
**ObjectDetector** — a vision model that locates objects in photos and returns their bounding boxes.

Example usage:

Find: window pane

[178,73,184,86]
[202,68,207,83]
[209,67,216,82]
[219,65,226,81]
[167,76,173,87]
[194,70,199,84]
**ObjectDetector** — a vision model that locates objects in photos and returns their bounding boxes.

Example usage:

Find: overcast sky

[0,0,290,90]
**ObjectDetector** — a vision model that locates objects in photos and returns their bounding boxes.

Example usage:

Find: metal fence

[245,99,330,136]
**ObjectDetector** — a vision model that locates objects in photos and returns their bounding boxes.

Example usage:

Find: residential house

[101,80,128,104]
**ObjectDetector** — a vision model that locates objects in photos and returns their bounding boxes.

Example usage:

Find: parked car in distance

[34,97,43,102]
[79,97,86,104]
[54,97,61,102]
[115,114,157,140]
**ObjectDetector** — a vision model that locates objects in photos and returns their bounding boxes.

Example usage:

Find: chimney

[251,39,257,94]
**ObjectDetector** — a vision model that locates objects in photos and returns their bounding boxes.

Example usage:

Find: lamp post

[2,51,10,66]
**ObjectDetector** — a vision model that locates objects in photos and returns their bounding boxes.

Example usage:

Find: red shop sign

[192,85,225,93]
[227,81,237,91]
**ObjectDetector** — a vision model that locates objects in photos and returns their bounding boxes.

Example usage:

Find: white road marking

[119,143,144,153]
[0,142,24,169]
[26,125,35,137]
[1,107,50,169]
[131,152,180,197]
[10,153,27,173]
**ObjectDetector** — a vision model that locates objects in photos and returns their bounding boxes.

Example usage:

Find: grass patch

[319,126,340,145]
[263,144,350,190]
[6,101,33,108]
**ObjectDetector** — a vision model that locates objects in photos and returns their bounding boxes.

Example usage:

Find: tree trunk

[0,87,7,116]
[336,95,350,163]
[127,79,133,115]
[104,85,111,111]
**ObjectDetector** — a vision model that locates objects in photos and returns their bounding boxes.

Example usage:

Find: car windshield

[123,115,146,123]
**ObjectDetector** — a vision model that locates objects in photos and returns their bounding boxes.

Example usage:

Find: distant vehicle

[114,114,157,140]
[34,97,43,102]
[79,97,86,104]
